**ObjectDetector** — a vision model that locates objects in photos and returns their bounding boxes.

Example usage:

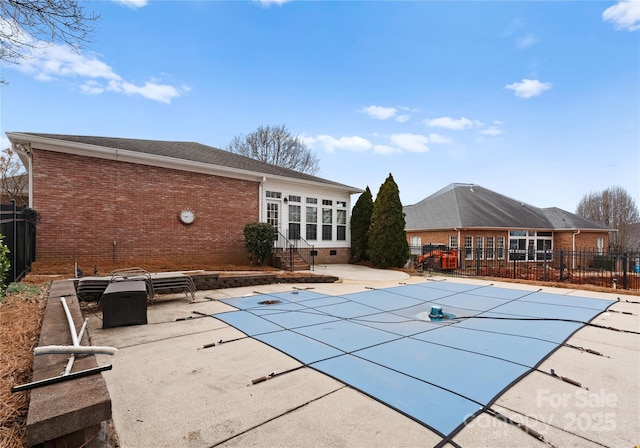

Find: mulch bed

[0,282,48,448]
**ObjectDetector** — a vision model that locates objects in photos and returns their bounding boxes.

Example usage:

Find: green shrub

[592,255,613,271]
[244,222,275,265]
[368,174,409,268]
[351,186,374,261]
[0,234,11,297]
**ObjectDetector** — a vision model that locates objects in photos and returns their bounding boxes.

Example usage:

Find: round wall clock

[178,209,195,225]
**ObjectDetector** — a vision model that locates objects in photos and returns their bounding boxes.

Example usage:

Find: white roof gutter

[6,132,362,195]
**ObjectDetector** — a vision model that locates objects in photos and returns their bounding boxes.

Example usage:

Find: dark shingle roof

[21,133,360,191]
[404,183,611,231]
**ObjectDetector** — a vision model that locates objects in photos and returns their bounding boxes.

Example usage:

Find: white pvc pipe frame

[34,297,117,374]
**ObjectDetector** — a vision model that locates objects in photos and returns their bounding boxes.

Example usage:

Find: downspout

[28,151,33,208]
[572,229,580,269]
[258,177,266,222]
[455,228,461,268]
[14,142,34,208]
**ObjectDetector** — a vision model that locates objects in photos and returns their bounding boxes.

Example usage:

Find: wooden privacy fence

[0,201,37,283]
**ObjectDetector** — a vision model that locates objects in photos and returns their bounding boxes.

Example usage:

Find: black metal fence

[410,245,640,291]
[0,201,37,283]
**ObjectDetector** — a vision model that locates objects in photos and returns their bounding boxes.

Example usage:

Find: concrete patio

[86,265,639,448]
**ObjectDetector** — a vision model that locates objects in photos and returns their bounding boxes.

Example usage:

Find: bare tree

[227,125,320,175]
[576,186,640,251]
[1,0,99,83]
[0,148,28,205]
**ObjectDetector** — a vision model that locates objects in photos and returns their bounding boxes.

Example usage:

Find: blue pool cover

[214,281,614,438]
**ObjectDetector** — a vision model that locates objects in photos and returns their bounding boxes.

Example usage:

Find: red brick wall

[554,231,609,251]
[408,229,610,253]
[313,248,350,264]
[32,149,259,270]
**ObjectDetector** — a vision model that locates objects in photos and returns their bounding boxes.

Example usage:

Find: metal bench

[76,268,196,303]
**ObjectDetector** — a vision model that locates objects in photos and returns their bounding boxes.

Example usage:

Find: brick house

[404,183,612,267]
[7,132,362,271]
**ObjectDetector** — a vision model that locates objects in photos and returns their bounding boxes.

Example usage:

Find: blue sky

[1,0,638,212]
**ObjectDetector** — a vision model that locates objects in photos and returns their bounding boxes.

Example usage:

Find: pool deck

[88,265,640,448]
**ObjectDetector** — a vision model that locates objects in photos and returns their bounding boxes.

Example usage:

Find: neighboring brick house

[7,132,362,270]
[404,183,612,267]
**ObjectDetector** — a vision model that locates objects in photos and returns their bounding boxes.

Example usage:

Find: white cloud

[13,42,188,104]
[300,134,316,147]
[428,133,452,144]
[389,133,429,153]
[373,145,398,155]
[19,43,119,81]
[603,0,640,31]
[395,114,410,123]
[480,126,503,136]
[0,16,34,51]
[505,78,552,98]
[113,0,149,8]
[107,79,187,104]
[316,135,372,153]
[361,105,398,120]
[516,34,538,49]
[423,116,475,130]
[79,80,104,95]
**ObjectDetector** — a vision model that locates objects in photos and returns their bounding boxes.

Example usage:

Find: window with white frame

[476,236,484,260]
[509,230,553,262]
[410,236,422,255]
[597,237,604,255]
[449,236,457,248]
[487,236,495,260]
[322,208,332,240]
[497,236,505,260]
[536,232,553,261]
[267,203,279,229]
[288,205,301,240]
[465,236,473,260]
[306,206,317,240]
[266,191,281,199]
[336,209,347,241]
[509,230,527,261]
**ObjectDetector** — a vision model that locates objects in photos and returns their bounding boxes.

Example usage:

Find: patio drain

[258,299,282,305]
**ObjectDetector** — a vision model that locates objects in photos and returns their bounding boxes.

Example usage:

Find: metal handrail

[275,229,315,271]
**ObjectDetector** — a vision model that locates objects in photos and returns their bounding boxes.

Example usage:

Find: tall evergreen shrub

[350,186,374,261]
[368,174,409,268]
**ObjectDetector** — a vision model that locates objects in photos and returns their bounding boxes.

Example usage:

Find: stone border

[25,280,111,447]
[190,272,339,290]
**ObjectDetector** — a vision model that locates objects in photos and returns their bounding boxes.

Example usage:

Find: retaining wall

[26,280,111,447]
